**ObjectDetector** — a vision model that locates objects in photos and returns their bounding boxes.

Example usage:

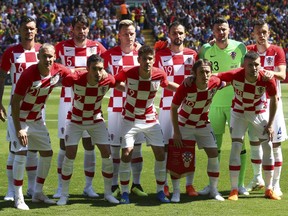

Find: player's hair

[244,51,260,61]
[191,59,212,75]
[253,19,268,28]
[118,19,135,31]
[72,14,89,28]
[39,43,55,53]
[213,17,229,26]
[87,54,104,68]
[168,21,185,33]
[138,45,154,57]
[20,16,36,26]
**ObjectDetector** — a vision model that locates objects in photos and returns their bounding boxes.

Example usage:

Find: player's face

[20,21,37,42]
[195,65,212,85]
[88,61,105,82]
[38,47,55,71]
[138,53,154,73]
[253,24,270,45]
[244,57,261,79]
[168,25,185,46]
[72,22,89,42]
[213,23,229,43]
[118,25,136,48]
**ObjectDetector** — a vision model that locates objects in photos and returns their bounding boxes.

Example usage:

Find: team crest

[266,57,273,65]
[230,52,237,60]
[187,57,192,64]
[182,151,193,168]
[101,86,107,94]
[257,86,265,95]
[51,74,60,85]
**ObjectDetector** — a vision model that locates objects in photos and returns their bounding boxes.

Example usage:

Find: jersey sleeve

[114,69,127,83]
[0,46,13,72]
[172,83,186,106]
[275,46,286,66]
[14,70,33,96]
[62,72,77,87]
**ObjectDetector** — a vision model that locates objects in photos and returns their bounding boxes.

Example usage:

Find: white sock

[26,151,38,192]
[61,156,75,196]
[6,152,15,193]
[229,142,242,189]
[273,146,282,188]
[102,157,113,195]
[261,140,274,189]
[111,146,120,186]
[131,144,143,185]
[13,155,26,198]
[155,160,166,192]
[56,149,66,188]
[250,145,262,179]
[119,161,131,193]
[207,157,220,189]
[84,150,95,189]
[35,156,52,193]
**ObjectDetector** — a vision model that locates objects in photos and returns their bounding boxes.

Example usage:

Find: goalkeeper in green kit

[198,17,248,195]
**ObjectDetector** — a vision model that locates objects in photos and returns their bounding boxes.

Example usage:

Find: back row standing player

[101,19,147,197]
[198,17,248,196]
[53,14,106,198]
[246,19,287,196]
[154,21,198,197]
[0,16,41,201]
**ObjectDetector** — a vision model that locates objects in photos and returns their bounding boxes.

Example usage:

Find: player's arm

[165,81,179,92]
[263,65,286,81]
[171,103,182,147]
[264,94,278,140]
[115,81,125,92]
[0,69,7,122]
[11,93,28,146]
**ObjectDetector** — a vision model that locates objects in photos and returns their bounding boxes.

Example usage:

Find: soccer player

[53,14,107,199]
[114,45,178,204]
[245,20,287,196]
[56,54,119,205]
[0,16,41,201]
[198,17,248,195]
[170,59,225,202]
[101,19,146,197]
[10,43,71,210]
[154,21,198,197]
[216,51,280,201]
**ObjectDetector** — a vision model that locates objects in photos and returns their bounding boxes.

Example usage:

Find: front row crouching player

[170,59,225,202]
[10,43,71,210]
[114,45,179,204]
[57,54,120,205]
[216,51,280,201]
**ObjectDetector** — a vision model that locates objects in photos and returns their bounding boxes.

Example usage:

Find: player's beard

[75,34,87,43]
[172,38,183,46]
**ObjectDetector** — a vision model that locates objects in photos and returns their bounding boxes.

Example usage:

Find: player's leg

[131,132,147,196]
[54,99,70,198]
[82,135,98,198]
[118,119,136,204]
[147,122,170,203]
[25,150,38,198]
[4,147,15,201]
[108,112,122,197]
[91,121,119,204]
[57,122,81,206]
[228,111,247,201]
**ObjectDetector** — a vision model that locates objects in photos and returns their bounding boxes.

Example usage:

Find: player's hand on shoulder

[183,75,195,87]
[263,69,274,81]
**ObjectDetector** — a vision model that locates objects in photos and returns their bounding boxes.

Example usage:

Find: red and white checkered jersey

[14,63,71,122]
[0,43,41,97]
[154,47,198,110]
[247,44,286,97]
[62,71,115,125]
[172,76,223,128]
[55,39,106,102]
[114,66,169,123]
[101,46,139,112]
[217,68,277,114]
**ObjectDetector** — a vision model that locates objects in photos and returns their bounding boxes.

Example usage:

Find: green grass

[0,85,288,216]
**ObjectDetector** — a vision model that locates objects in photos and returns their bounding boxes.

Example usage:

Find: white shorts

[6,105,46,142]
[64,120,110,146]
[120,119,164,148]
[179,124,217,149]
[108,111,145,146]
[58,98,89,139]
[9,119,51,152]
[231,110,269,141]
[159,109,173,144]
